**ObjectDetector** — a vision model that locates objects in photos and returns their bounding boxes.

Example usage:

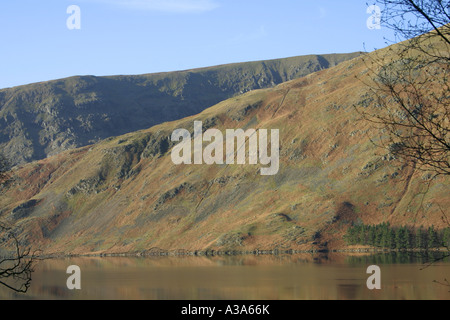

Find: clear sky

[0,0,395,89]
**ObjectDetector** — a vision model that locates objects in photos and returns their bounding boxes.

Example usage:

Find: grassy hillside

[0,43,448,257]
[0,53,362,166]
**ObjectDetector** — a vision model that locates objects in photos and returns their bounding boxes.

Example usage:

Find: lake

[1,252,449,300]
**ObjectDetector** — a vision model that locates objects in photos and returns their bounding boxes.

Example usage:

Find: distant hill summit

[0,53,363,166]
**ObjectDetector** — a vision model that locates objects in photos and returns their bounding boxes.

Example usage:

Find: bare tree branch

[0,223,39,293]
[0,154,38,293]
[358,1,450,177]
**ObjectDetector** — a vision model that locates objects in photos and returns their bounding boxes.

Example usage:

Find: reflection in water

[0,253,448,300]
[346,251,448,265]
[337,284,360,300]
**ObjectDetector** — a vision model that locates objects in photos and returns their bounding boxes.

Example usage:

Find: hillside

[0,53,362,166]
[0,42,448,257]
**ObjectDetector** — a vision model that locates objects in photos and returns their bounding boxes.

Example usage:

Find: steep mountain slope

[0,53,362,166]
[0,44,448,257]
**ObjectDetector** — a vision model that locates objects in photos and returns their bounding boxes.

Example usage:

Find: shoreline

[27,247,450,260]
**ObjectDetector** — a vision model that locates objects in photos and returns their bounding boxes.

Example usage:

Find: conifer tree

[428,226,439,248]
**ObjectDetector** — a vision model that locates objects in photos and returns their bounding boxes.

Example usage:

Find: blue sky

[0,0,395,89]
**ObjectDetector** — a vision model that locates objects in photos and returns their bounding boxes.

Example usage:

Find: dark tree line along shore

[345,223,450,250]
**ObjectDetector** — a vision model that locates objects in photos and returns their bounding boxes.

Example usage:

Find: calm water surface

[1,253,449,300]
